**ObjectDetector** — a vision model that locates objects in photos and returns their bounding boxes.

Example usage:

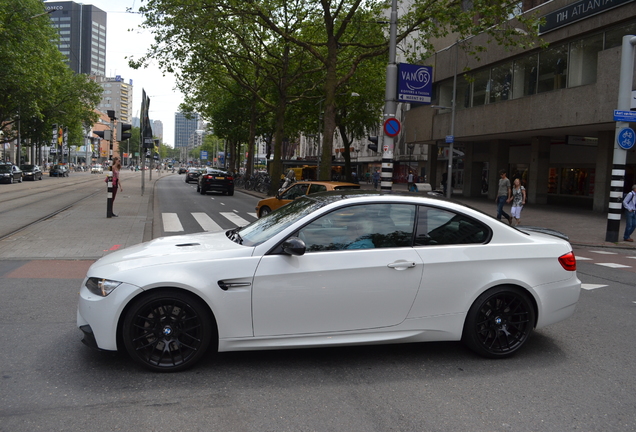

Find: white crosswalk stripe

[220,212,251,227]
[192,212,223,232]
[581,284,608,290]
[162,211,255,233]
[162,213,184,232]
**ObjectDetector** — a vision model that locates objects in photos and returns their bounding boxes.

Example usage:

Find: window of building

[472,69,490,106]
[59,23,70,28]
[537,44,568,93]
[489,61,513,103]
[569,33,603,87]
[60,17,70,21]
[605,21,636,49]
[512,54,538,98]
[59,31,70,35]
[548,167,595,197]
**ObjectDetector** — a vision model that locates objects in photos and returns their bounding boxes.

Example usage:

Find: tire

[196,184,200,193]
[462,286,535,358]
[9,176,13,184]
[19,176,22,183]
[199,186,206,195]
[259,206,271,218]
[227,188,234,196]
[122,290,215,372]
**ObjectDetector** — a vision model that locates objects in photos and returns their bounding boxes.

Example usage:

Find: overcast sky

[65,0,184,147]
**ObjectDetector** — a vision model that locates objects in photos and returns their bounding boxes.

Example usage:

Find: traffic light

[367,136,379,152]
[93,130,111,141]
[116,122,132,141]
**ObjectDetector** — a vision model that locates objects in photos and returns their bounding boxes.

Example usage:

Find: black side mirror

[282,237,306,256]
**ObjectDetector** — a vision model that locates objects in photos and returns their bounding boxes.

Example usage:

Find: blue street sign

[618,127,636,150]
[200,150,208,160]
[445,135,454,143]
[398,63,432,104]
[613,110,636,122]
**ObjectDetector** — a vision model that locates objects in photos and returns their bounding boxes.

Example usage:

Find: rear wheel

[227,189,234,196]
[462,286,535,358]
[122,290,215,372]
[199,186,206,195]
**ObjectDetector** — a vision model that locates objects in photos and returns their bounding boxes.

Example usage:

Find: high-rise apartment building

[45,1,107,76]
[152,120,164,143]
[93,76,133,123]
[174,112,200,149]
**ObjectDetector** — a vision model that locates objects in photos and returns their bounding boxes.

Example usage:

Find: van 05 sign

[398,63,432,104]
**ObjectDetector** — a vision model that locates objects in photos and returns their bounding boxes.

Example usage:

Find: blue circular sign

[618,127,636,150]
[384,118,401,137]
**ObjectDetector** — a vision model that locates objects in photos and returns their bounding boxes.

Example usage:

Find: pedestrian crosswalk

[162,211,257,233]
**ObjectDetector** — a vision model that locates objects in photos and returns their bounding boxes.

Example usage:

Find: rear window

[334,185,361,190]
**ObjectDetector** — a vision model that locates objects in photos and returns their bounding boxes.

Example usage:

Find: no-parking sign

[384,118,401,137]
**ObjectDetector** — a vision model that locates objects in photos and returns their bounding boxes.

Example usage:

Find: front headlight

[85,277,122,297]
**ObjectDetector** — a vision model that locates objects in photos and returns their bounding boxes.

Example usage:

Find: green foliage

[133,0,542,181]
[0,0,101,151]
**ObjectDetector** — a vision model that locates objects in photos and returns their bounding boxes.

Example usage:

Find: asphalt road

[0,176,634,431]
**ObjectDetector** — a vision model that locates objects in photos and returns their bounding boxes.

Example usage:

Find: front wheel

[462,286,535,358]
[259,206,271,218]
[122,290,215,372]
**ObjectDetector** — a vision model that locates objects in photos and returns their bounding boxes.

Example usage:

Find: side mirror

[282,237,306,256]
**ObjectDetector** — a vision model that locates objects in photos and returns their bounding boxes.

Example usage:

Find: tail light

[558,252,576,271]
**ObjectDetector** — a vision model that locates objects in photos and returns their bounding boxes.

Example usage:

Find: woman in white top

[510,178,526,226]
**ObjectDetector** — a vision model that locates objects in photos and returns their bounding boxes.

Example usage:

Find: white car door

[252,203,423,336]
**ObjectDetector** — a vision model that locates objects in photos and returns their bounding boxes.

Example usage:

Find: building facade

[404,0,636,211]
[93,76,133,123]
[174,112,200,149]
[45,1,106,76]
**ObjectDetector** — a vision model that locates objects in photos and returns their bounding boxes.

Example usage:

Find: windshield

[0,166,10,173]
[20,165,35,170]
[235,196,324,246]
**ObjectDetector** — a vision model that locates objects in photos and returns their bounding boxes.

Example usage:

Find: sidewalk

[1,172,633,261]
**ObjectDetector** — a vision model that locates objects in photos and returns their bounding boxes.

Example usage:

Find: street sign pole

[381,0,398,192]
[606,35,636,242]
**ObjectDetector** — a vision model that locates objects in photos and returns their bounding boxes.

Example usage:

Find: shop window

[489,62,513,103]
[512,54,538,98]
[537,44,568,93]
[605,21,636,49]
[569,33,603,87]
[548,167,595,196]
[472,69,490,106]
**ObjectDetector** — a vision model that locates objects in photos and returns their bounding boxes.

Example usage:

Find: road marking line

[162,213,184,232]
[220,212,251,227]
[589,250,618,255]
[192,212,223,232]
[626,256,636,259]
[595,262,631,268]
[576,256,593,260]
[247,212,257,219]
[581,284,608,290]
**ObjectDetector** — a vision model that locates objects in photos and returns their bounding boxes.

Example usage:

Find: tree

[134,0,541,181]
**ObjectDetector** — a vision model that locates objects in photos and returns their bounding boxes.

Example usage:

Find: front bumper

[77,281,144,351]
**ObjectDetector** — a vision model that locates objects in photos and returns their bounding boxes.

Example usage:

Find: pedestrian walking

[496,169,512,223]
[623,184,636,242]
[510,178,526,226]
[407,171,414,191]
[372,170,380,189]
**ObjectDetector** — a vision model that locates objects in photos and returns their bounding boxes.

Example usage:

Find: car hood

[87,230,253,276]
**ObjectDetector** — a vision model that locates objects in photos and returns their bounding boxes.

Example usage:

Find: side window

[281,184,308,200]
[415,206,490,246]
[298,203,416,252]
[308,184,327,194]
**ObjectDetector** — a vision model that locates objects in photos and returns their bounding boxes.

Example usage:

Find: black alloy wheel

[122,290,215,372]
[199,186,206,195]
[462,286,535,358]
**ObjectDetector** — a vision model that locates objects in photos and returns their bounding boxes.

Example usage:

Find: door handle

[387,261,417,270]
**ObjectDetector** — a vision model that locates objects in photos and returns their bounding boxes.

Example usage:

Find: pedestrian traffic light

[116,122,132,141]
[368,136,379,152]
[93,130,111,140]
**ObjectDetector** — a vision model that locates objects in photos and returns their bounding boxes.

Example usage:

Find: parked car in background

[49,165,69,177]
[178,167,187,174]
[0,163,23,183]
[185,167,203,184]
[19,164,42,181]
[255,180,360,217]
[197,168,234,196]
[77,191,581,372]
[91,164,104,174]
